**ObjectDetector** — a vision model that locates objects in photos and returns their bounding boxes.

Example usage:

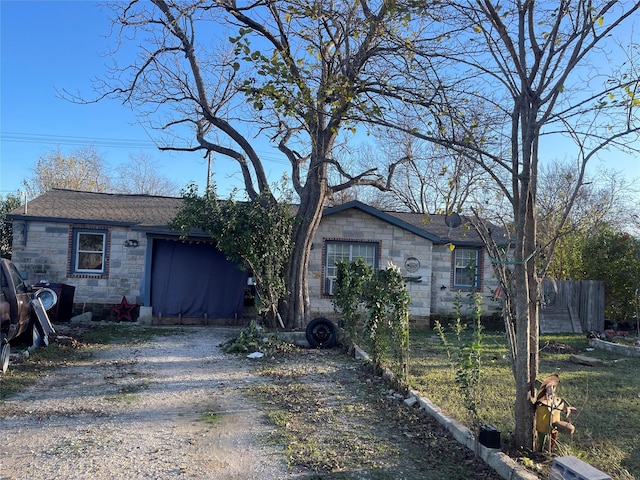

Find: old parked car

[0,258,55,373]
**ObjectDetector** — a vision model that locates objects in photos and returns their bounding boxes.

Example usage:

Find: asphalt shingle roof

[324,201,508,245]
[8,189,183,230]
[8,190,508,245]
[386,211,491,245]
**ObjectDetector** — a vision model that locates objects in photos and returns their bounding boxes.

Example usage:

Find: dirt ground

[0,324,504,480]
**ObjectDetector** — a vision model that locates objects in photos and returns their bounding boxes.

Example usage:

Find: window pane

[325,241,377,295]
[454,248,478,287]
[8,261,27,293]
[351,244,375,265]
[75,231,106,272]
[455,249,475,266]
[455,268,475,287]
[326,243,351,277]
[79,233,104,252]
[78,252,104,270]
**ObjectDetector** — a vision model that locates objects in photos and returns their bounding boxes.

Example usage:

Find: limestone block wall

[430,243,501,317]
[308,209,433,321]
[11,220,147,315]
[11,220,69,283]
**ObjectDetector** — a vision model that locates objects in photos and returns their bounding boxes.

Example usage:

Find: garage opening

[150,239,247,320]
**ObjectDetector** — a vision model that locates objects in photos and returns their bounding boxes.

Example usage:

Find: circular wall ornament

[405,256,420,273]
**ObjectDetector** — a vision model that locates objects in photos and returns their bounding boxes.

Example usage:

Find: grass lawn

[406,328,640,480]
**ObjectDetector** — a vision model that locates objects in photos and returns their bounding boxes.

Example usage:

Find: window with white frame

[324,241,378,295]
[453,247,480,289]
[73,229,107,274]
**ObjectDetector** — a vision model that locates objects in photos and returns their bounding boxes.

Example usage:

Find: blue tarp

[150,240,247,319]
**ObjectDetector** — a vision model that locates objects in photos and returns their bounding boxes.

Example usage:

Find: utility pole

[206,151,213,191]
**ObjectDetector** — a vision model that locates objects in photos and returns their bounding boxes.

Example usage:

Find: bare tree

[81,0,432,328]
[384,0,640,449]
[373,128,497,213]
[113,153,180,196]
[23,146,111,198]
[537,162,639,278]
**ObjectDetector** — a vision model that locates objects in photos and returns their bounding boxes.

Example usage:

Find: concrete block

[138,306,153,325]
[415,394,442,417]
[569,354,604,367]
[448,419,472,446]
[70,312,93,323]
[277,331,309,347]
[353,345,370,361]
[485,451,540,480]
[550,456,611,480]
[403,396,418,407]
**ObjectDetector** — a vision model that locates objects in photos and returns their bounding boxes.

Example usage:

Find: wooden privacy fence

[539,279,604,334]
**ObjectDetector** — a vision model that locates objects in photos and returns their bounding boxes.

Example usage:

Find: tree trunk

[512,171,539,450]
[513,257,534,449]
[281,168,328,330]
[525,188,540,450]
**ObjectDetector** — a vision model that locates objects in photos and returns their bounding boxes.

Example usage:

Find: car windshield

[7,262,27,294]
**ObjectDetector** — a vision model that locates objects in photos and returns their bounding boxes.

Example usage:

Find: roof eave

[132,226,209,238]
[6,214,137,228]
[323,201,441,242]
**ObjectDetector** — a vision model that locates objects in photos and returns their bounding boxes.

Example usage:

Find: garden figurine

[533,373,577,451]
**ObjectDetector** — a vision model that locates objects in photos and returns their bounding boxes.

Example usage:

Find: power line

[0,131,291,166]
[1,131,157,149]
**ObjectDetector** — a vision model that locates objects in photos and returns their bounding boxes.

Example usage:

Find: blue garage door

[150,239,247,319]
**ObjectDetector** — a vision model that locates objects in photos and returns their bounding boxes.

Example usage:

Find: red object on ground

[112,296,137,322]
[604,329,629,338]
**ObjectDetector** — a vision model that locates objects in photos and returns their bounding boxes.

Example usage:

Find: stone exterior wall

[10,209,502,325]
[308,209,433,322]
[11,220,69,283]
[308,210,501,325]
[430,243,501,317]
[11,219,148,320]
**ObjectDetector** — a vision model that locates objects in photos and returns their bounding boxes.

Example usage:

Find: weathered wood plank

[540,279,604,334]
[569,354,604,367]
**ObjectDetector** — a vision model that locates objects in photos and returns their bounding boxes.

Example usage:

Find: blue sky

[1,1,639,203]
[0,1,288,198]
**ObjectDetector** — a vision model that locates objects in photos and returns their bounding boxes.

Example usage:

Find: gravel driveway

[1,324,504,480]
[1,326,294,479]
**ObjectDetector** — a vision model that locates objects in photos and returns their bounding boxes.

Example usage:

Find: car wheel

[1,334,10,374]
[305,317,337,349]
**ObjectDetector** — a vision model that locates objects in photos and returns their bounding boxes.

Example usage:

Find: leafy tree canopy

[22,146,181,198]
[0,193,22,258]
[171,180,295,327]
[578,226,640,321]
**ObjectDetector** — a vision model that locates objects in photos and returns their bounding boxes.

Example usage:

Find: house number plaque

[405,257,420,273]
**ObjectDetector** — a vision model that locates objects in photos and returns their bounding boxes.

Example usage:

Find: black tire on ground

[1,334,10,374]
[305,317,337,349]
